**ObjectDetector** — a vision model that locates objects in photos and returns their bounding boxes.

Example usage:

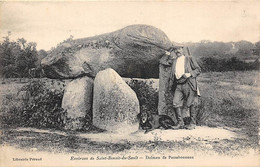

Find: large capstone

[41,24,173,79]
[93,68,140,132]
[62,76,93,130]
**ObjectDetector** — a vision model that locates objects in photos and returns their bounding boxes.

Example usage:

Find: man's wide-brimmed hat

[172,42,184,49]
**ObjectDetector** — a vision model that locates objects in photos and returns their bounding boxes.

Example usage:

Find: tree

[0,32,18,77]
[15,38,38,77]
[252,41,260,56]
[0,33,39,78]
[234,40,254,57]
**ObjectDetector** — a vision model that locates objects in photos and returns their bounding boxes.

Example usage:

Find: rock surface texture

[62,76,93,130]
[158,54,174,116]
[93,68,140,132]
[41,24,173,79]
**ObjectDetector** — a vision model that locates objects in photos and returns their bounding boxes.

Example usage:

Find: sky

[0,1,259,50]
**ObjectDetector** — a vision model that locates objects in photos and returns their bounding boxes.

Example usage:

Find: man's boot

[185,105,196,130]
[172,107,184,130]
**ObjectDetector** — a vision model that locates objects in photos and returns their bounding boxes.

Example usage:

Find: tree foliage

[0,33,46,78]
[187,40,258,58]
[186,40,260,72]
[200,57,259,72]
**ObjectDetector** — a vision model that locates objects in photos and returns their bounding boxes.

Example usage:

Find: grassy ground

[0,71,259,156]
[197,71,259,148]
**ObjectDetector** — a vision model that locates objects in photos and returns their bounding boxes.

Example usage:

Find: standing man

[168,44,201,130]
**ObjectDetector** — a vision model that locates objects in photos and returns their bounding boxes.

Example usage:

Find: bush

[21,80,66,129]
[195,97,213,126]
[126,79,158,114]
[200,57,260,72]
[0,80,67,130]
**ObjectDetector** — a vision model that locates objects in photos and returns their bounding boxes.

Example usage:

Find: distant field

[0,70,259,156]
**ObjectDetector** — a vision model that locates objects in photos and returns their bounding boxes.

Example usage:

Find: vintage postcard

[0,0,259,167]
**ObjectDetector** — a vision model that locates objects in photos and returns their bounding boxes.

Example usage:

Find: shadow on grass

[0,129,132,154]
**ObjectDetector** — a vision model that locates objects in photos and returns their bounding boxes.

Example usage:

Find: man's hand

[165,51,174,61]
[183,73,191,78]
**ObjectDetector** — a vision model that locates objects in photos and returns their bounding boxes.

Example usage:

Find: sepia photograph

[0,1,259,166]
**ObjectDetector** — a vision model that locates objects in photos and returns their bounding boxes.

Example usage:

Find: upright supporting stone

[62,76,93,130]
[158,54,176,120]
[93,68,140,133]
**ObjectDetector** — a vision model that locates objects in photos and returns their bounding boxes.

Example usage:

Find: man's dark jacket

[168,55,201,93]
